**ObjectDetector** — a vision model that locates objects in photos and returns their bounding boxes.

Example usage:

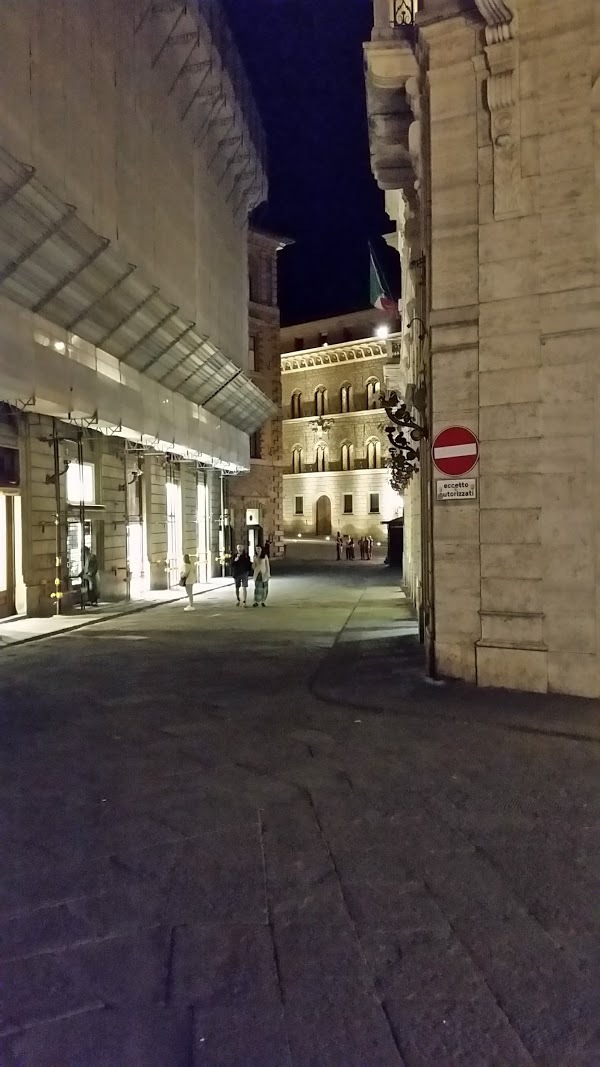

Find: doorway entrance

[0,493,25,617]
[315,495,332,537]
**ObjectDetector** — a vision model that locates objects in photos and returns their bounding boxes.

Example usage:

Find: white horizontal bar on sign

[433,443,478,459]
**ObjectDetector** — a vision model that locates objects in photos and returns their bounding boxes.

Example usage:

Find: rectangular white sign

[436,478,477,501]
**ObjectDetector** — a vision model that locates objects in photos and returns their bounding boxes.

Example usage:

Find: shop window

[295,496,304,515]
[291,391,302,419]
[0,496,6,590]
[292,447,302,474]
[66,461,95,505]
[315,387,327,416]
[341,443,354,471]
[369,492,380,514]
[127,470,143,520]
[316,445,327,472]
[343,494,353,515]
[67,519,92,584]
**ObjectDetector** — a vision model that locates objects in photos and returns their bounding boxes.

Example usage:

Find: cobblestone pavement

[0,563,598,1066]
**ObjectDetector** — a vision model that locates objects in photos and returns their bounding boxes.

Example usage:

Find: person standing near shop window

[82,546,99,606]
[180,553,196,611]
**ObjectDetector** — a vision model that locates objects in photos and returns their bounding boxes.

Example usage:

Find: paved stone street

[0,562,598,1066]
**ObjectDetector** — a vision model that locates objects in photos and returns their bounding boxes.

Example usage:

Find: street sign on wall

[436,478,477,501]
[432,426,479,477]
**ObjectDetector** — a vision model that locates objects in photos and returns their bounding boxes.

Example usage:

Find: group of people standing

[231,545,271,608]
[180,544,271,611]
[335,532,374,561]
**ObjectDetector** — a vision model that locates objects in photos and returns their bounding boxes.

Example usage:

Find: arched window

[340,383,353,413]
[341,443,354,471]
[291,391,302,419]
[292,447,302,474]
[366,439,381,470]
[315,387,327,416]
[367,379,382,409]
[316,444,328,472]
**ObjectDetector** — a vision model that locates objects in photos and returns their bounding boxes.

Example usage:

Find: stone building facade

[0,0,272,616]
[365,0,600,696]
[281,312,403,541]
[228,229,290,558]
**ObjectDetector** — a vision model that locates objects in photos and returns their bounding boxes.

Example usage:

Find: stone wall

[229,231,287,556]
[422,0,600,696]
[283,468,394,541]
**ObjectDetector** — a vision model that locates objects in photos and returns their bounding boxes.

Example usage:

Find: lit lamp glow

[375,325,389,340]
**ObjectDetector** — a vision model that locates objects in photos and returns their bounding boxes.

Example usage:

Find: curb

[0,580,234,652]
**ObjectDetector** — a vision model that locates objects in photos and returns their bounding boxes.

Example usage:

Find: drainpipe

[51,419,62,616]
[220,470,225,579]
[123,449,131,603]
[77,430,85,611]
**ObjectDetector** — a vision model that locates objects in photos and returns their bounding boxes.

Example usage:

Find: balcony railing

[372,0,417,38]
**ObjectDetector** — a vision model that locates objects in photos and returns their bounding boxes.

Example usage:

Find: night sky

[222,0,399,326]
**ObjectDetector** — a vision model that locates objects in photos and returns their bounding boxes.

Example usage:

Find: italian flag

[370,248,397,313]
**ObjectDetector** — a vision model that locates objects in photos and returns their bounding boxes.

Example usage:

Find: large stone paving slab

[1,563,598,1064]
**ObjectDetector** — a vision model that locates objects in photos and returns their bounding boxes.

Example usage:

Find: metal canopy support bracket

[0,203,77,284]
[0,161,35,207]
[96,286,159,349]
[32,236,110,314]
[66,263,137,331]
[202,369,243,408]
[120,305,179,362]
[151,5,185,67]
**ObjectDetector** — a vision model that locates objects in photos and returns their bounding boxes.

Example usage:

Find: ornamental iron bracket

[382,389,427,494]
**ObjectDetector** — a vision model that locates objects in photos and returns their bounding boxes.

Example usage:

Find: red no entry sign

[432,426,479,476]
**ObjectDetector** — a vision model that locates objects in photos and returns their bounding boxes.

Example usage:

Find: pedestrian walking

[349,537,355,561]
[253,546,271,607]
[368,535,374,560]
[82,546,99,606]
[336,531,343,561]
[344,535,350,561]
[359,536,366,561]
[232,544,252,607]
[180,553,196,611]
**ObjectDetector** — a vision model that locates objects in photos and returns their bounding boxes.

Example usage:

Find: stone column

[145,454,168,590]
[422,14,482,683]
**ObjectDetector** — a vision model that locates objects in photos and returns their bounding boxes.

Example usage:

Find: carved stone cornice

[281,339,394,373]
[364,36,420,198]
[474,0,514,28]
[482,4,524,219]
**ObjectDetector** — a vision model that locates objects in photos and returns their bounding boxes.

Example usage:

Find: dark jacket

[232,551,252,579]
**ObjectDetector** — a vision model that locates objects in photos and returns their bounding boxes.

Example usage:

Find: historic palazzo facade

[365,0,600,696]
[281,312,402,542]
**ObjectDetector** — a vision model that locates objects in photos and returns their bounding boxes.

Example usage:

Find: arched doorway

[316,495,332,536]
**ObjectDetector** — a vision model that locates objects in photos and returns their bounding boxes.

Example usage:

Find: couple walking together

[232,545,270,607]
